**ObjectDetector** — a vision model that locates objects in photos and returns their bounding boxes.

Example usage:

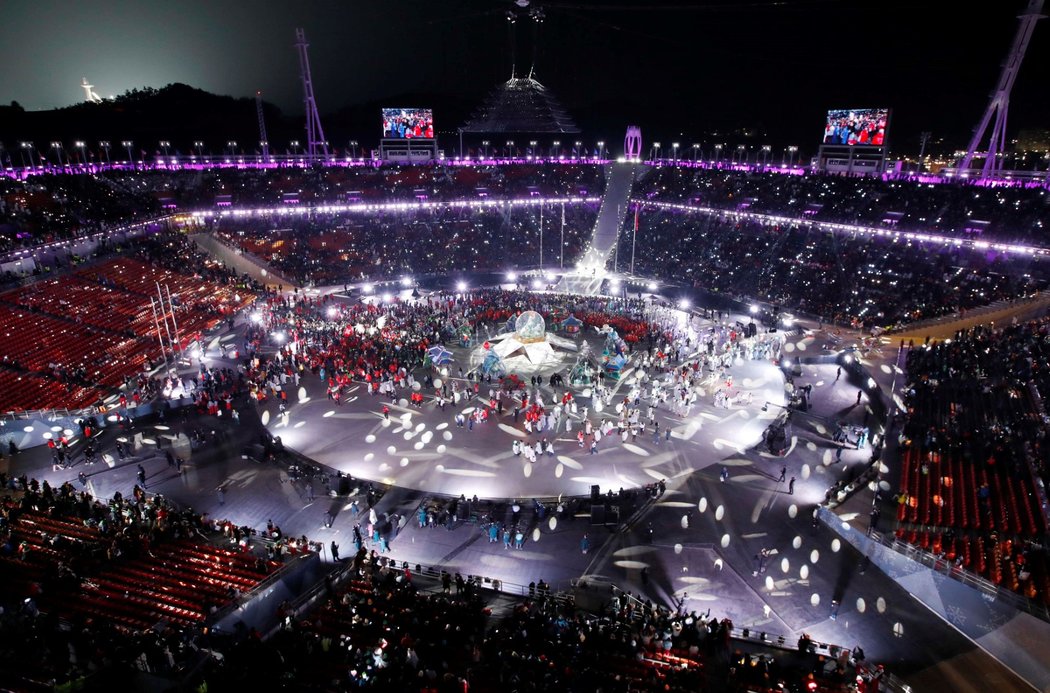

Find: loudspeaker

[591,484,600,502]
[336,475,351,495]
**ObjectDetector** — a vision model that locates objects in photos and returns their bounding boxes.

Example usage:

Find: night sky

[1,0,1047,149]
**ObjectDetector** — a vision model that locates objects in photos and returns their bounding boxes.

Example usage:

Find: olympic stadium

[1,3,1050,692]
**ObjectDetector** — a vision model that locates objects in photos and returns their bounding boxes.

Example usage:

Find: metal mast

[958,0,1044,177]
[256,91,270,160]
[295,28,329,163]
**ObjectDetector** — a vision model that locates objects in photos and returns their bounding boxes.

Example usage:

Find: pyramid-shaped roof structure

[461,77,580,134]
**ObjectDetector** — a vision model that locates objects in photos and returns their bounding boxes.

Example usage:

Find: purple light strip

[636,199,1050,258]
[0,156,612,181]
[192,196,602,220]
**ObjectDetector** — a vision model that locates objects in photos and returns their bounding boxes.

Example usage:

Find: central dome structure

[514,310,547,344]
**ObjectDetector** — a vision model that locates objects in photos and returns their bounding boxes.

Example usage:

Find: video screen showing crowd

[382,107,435,139]
[822,107,888,146]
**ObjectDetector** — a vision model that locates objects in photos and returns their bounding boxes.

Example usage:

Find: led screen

[382,108,434,139]
[822,108,888,146]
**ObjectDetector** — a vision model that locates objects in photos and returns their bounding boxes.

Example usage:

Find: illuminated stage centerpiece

[471,310,578,375]
[514,310,547,344]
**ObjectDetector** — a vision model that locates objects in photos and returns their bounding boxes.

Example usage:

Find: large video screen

[382,108,434,139]
[822,108,888,146]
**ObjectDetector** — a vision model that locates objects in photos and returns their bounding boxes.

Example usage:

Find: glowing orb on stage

[514,310,546,344]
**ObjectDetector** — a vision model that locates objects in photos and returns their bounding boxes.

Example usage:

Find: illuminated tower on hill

[80,78,102,103]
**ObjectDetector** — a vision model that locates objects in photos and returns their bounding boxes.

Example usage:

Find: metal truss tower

[256,91,270,160]
[295,28,329,163]
[958,0,1044,178]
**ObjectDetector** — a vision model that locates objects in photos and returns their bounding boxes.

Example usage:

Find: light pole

[692,143,699,163]
[736,144,746,165]
[672,142,679,164]
[350,140,359,159]
[596,140,605,160]
[159,140,170,158]
[193,141,204,158]
[122,140,134,167]
[506,140,515,159]
[652,142,661,161]
[917,131,931,173]
[574,140,582,159]
[290,140,300,158]
[74,140,87,166]
[552,140,560,158]
[761,144,771,168]
[99,141,111,166]
[50,142,64,168]
[482,140,490,159]
[713,144,723,164]
[20,142,35,170]
[226,141,238,157]
[259,141,268,161]
[529,140,538,158]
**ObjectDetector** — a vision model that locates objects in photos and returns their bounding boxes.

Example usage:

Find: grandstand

[1,151,1050,693]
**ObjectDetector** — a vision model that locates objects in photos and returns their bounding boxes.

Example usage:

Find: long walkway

[561,162,638,294]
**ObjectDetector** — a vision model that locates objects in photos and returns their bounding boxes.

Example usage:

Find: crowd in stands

[5,162,1050,332]
[150,162,604,208]
[176,547,869,693]
[213,202,599,285]
[0,163,602,255]
[0,174,160,253]
[0,472,299,690]
[896,319,1050,603]
[636,167,1050,243]
[0,231,258,412]
[625,209,1045,328]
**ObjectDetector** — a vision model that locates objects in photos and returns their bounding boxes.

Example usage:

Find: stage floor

[261,337,788,498]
